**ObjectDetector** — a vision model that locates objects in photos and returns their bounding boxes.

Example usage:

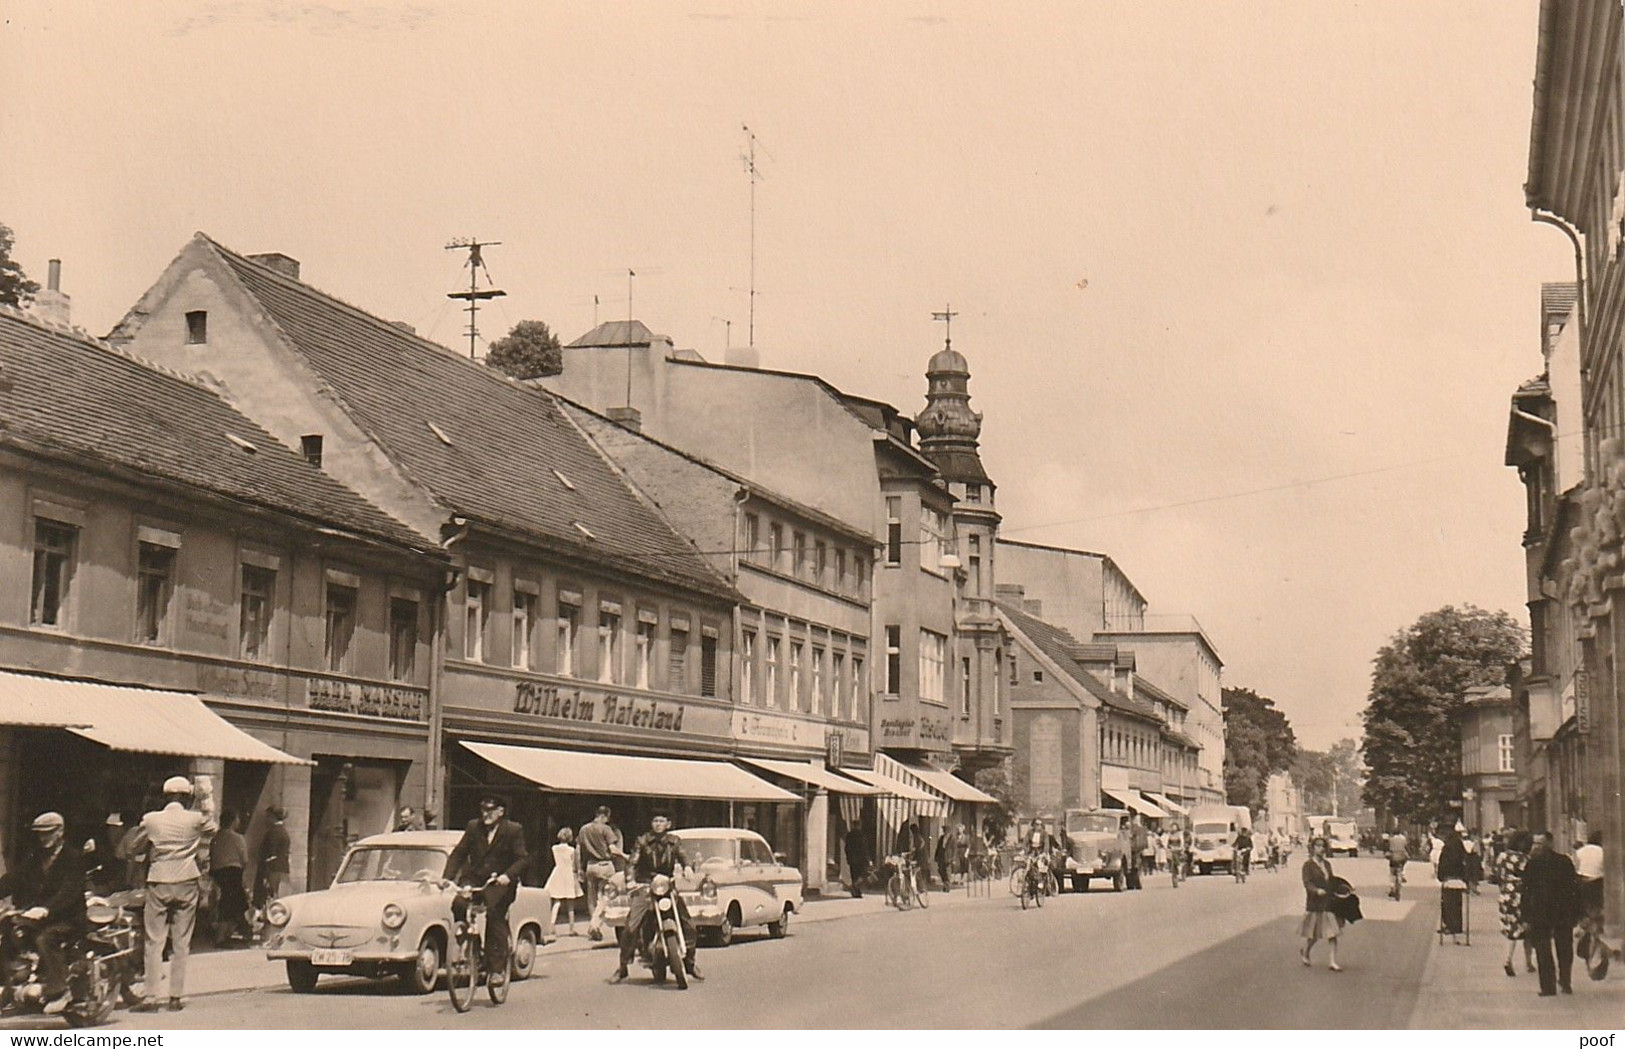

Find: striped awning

[1102,787,1168,819]
[1144,791,1189,816]
[462,741,797,802]
[738,757,882,795]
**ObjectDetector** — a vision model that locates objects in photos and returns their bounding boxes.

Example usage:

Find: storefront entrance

[308,756,406,889]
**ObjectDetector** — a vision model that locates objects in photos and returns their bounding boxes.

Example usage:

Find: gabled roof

[999,601,1162,722]
[199,238,730,597]
[567,320,659,348]
[1133,675,1189,712]
[0,308,437,556]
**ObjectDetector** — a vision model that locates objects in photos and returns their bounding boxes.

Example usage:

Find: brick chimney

[246,253,301,281]
[33,259,70,326]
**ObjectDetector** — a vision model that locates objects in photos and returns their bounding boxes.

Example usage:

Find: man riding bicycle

[444,791,528,981]
[1233,825,1254,879]
[612,812,702,983]
[1385,829,1409,900]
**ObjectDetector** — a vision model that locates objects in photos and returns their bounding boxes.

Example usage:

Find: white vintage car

[600,827,803,947]
[262,830,553,993]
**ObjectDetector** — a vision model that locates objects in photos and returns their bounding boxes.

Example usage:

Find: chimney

[390,321,416,335]
[606,405,643,432]
[33,258,71,326]
[246,253,301,281]
[1023,599,1043,617]
[724,343,760,369]
[994,583,1025,605]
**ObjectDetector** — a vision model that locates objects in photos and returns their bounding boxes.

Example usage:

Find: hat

[477,791,510,810]
[105,813,124,827]
[163,775,194,795]
[30,812,65,832]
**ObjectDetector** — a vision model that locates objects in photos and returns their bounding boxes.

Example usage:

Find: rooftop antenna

[445,238,506,359]
[932,303,959,351]
[741,124,769,351]
[593,294,600,328]
[624,269,636,407]
[711,315,732,351]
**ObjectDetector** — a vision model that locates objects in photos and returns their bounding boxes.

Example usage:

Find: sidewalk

[179,881,1000,998]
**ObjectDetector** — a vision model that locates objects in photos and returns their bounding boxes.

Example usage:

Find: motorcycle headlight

[264,901,291,927]
[652,874,672,894]
[699,876,718,901]
[381,903,407,930]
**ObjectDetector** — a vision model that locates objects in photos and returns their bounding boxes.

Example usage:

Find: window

[239,565,275,660]
[635,617,655,690]
[885,498,902,565]
[994,650,1003,716]
[811,646,825,715]
[770,524,785,572]
[855,557,867,593]
[885,626,902,694]
[968,535,981,596]
[670,623,690,693]
[832,652,846,720]
[185,310,208,344]
[464,578,490,662]
[961,656,972,716]
[1033,669,1044,683]
[324,582,357,673]
[512,588,537,670]
[30,518,77,627]
[919,509,945,571]
[744,513,761,563]
[1498,734,1515,773]
[300,435,323,468]
[700,633,718,697]
[835,548,847,592]
[1009,649,1018,686]
[136,542,177,645]
[556,594,580,677]
[766,636,782,708]
[965,483,981,503]
[853,655,867,723]
[741,629,756,703]
[597,605,622,684]
[389,598,418,681]
[919,629,946,702]
[814,541,827,587]
[790,641,804,711]
[793,532,808,580]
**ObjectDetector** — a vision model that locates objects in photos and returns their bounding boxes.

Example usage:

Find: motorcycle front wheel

[64,962,115,1028]
[667,931,688,990]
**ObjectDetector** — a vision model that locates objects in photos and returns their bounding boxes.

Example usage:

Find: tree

[1294,738,1363,815]
[1222,685,1298,812]
[0,223,39,308]
[972,761,1017,840]
[485,319,562,379]
[1360,605,1525,826]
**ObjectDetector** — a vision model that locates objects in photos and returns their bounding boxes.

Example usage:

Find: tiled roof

[999,601,1162,722]
[0,309,437,555]
[207,241,731,597]
[1133,675,1188,712]
[567,319,659,348]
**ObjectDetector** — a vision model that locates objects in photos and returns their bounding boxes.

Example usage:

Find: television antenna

[741,124,771,351]
[445,237,506,359]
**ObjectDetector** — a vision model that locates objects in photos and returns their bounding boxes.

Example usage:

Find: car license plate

[311,949,352,967]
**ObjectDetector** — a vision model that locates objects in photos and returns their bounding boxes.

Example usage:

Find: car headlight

[264,901,291,927]
[699,876,718,901]
[652,874,672,894]
[381,903,407,930]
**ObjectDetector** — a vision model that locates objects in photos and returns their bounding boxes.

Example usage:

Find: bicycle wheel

[888,873,908,910]
[1020,876,1031,910]
[1035,877,1045,907]
[486,932,509,1005]
[1008,868,1024,897]
[914,871,929,909]
[447,931,477,1013]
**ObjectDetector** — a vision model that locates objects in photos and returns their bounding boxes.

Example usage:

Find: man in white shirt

[129,775,217,1013]
[1576,832,1604,918]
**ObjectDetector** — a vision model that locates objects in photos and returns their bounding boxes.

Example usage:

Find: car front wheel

[767,905,790,939]
[707,909,736,948]
[401,935,441,995]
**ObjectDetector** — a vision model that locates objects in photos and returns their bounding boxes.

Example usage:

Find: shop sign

[306,678,425,722]
[1575,669,1590,735]
[514,681,686,733]
[826,730,843,767]
[878,713,951,752]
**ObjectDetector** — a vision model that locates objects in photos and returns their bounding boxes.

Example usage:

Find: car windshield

[1066,814,1119,834]
[1193,823,1229,836]
[335,847,446,884]
[1328,822,1356,836]
[675,836,734,867]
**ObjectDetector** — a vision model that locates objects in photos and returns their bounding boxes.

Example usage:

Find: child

[545,826,583,935]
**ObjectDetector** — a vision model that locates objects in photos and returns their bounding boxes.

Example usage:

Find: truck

[1058,808,1131,892]
[1189,804,1249,875]
[1307,815,1359,858]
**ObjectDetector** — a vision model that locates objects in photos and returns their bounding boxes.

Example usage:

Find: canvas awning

[0,670,307,764]
[738,757,881,795]
[1102,787,1168,819]
[461,741,797,802]
[838,767,939,803]
[891,760,999,805]
[1144,791,1188,816]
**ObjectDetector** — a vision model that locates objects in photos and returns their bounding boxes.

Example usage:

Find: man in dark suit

[444,791,529,975]
[844,822,870,898]
[1521,831,1580,996]
[0,812,87,1014]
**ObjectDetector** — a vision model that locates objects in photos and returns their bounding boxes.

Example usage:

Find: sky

[0,1,1573,750]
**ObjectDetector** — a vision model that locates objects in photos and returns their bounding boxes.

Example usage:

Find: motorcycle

[624,875,690,990]
[84,890,146,1008]
[0,907,117,1027]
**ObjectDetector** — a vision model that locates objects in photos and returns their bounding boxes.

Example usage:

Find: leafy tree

[1294,738,1363,815]
[972,761,1017,840]
[1360,605,1525,826]
[0,223,39,308]
[1222,685,1298,811]
[485,319,562,379]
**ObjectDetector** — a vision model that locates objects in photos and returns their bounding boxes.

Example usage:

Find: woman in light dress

[544,826,584,935]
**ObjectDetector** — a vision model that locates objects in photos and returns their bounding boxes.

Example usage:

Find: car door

[738,836,779,926]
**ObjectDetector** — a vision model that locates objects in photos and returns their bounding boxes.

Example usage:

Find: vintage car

[262,830,553,994]
[599,827,803,946]
[1058,809,1130,892]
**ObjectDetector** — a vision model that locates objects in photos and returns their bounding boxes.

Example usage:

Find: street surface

[90,857,1450,1029]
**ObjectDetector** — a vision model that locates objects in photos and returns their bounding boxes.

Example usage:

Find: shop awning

[1144,791,1189,816]
[1102,787,1168,819]
[890,760,999,805]
[0,670,307,764]
[462,741,797,802]
[738,757,881,796]
[838,767,939,803]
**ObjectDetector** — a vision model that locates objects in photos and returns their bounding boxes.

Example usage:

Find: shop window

[789,641,803,710]
[919,629,946,703]
[30,518,77,627]
[635,616,655,690]
[389,598,418,681]
[700,632,718,698]
[853,655,867,723]
[136,542,177,645]
[465,578,490,662]
[740,629,755,703]
[766,636,782,708]
[556,593,581,677]
[512,588,537,670]
[885,625,901,695]
[324,582,357,673]
[885,498,902,565]
[239,564,275,660]
[832,651,846,719]
[598,603,622,685]
[670,623,690,693]
[811,646,825,715]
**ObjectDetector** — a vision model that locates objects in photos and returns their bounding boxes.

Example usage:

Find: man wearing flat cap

[444,791,528,977]
[129,775,217,1012]
[0,811,87,1014]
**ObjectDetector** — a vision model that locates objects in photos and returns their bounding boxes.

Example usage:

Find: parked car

[262,830,553,994]
[1058,809,1130,892]
[599,827,803,946]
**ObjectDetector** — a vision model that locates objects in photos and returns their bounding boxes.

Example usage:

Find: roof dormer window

[185,311,208,345]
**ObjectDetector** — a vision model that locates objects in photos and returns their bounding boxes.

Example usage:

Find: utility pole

[445,238,506,360]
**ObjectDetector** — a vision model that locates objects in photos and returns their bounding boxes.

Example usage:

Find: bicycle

[886,856,927,911]
[1233,849,1250,884]
[1388,860,1405,901]
[1575,888,1614,980]
[446,877,509,1012]
[1017,855,1047,910]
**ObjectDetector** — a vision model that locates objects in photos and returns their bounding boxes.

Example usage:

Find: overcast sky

[1,1,1572,749]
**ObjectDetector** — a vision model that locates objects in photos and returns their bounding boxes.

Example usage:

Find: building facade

[1459,685,1519,833]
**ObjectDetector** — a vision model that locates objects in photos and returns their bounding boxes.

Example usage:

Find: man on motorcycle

[611,812,702,983]
[0,812,86,1015]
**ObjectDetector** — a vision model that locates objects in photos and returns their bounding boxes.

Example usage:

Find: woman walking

[1495,829,1536,976]
[1300,837,1343,971]
[545,826,583,936]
